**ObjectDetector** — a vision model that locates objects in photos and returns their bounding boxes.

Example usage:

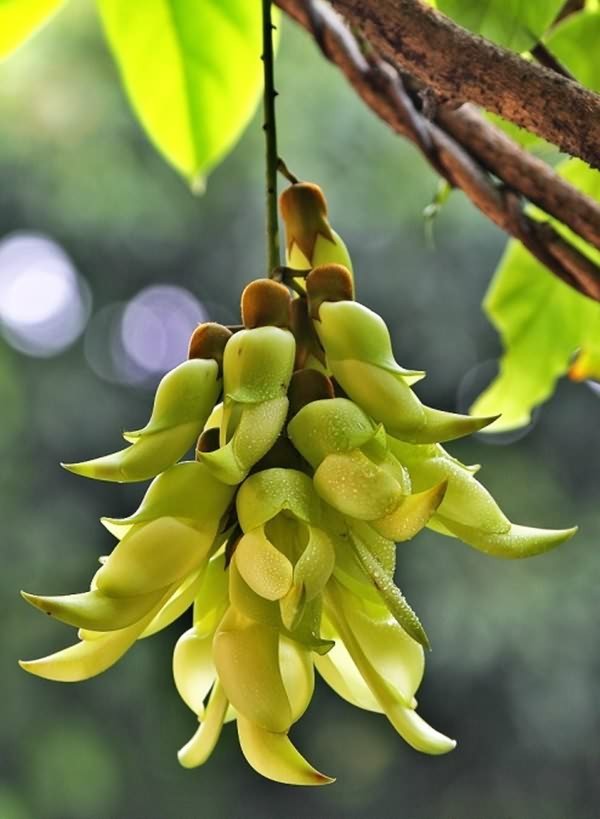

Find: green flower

[63,359,221,482]
[20,187,576,785]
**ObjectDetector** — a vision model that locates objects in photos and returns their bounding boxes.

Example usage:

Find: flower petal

[178,682,228,769]
[173,627,216,715]
[235,527,294,601]
[213,608,292,733]
[237,717,334,786]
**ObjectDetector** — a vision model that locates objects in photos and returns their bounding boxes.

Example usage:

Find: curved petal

[228,556,282,628]
[316,300,422,381]
[371,481,447,542]
[213,608,292,733]
[96,517,214,597]
[140,568,204,639]
[63,422,205,484]
[198,397,289,484]
[124,359,220,439]
[315,615,381,713]
[237,717,334,786]
[438,517,577,558]
[235,527,294,601]
[178,682,228,769]
[173,627,216,715]
[293,526,335,602]
[236,468,319,532]
[341,597,425,704]
[314,451,401,520]
[287,397,377,468]
[18,592,166,682]
[388,440,511,534]
[279,636,315,724]
[21,587,166,631]
[325,584,455,755]
[101,461,234,537]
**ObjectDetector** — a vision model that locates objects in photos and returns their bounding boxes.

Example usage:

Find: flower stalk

[262,0,281,276]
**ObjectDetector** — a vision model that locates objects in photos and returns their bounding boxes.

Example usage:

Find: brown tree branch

[436,104,600,251]
[329,0,600,169]
[276,0,600,302]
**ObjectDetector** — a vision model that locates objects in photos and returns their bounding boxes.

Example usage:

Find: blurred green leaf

[471,159,600,431]
[437,0,564,51]
[545,9,600,92]
[98,0,267,184]
[0,0,64,60]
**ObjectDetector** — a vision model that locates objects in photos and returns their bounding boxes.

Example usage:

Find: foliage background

[1,4,598,817]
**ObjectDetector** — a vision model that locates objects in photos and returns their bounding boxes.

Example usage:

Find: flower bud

[314,299,496,443]
[241,278,292,329]
[196,327,295,484]
[236,468,319,532]
[287,397,377,469]
[101,460,234,540]
[223,326,295,403]
[63,359,221,483]
[188,322,232,371]
[305,264,354,320]
[279,182,353,283]
[388,437,577,557]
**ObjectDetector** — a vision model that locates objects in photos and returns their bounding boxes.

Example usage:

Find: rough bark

[276,0,600,301]
[329,0,600,169]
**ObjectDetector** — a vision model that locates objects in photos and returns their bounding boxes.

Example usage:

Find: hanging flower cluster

[20,182,576,786]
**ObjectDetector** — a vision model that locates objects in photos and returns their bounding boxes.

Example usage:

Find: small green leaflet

[471,159,600,432]
[98,0,271,185]
[437,0,564,51]
[0,0,65,60]
[545,9,600,92]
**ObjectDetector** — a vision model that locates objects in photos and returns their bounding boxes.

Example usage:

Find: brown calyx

[188,323,232,371]
[306,263,354,319]
[241,278,292,329]
[288,368,335,417]
[279,182,336,262]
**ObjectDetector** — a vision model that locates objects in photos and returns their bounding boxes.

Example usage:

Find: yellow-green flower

[20,182,576,786]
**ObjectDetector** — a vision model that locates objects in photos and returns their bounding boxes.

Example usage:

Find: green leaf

[437,0,564,51]
[98,0,269,183]
[545,10,600,92]
[0,0,64,60]
[471,159,600,432]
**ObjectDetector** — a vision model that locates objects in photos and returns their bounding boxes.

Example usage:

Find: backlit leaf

[545,10,600,92]
[471,159,600,431]
[437,0,564,51]
[98,0,270,184]
[0,0,64,60]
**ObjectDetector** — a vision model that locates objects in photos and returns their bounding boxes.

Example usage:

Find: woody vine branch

[276,0,600,302]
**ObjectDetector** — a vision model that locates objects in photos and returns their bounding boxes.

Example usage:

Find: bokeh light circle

[120,284,208,375]
[0,232,91,357]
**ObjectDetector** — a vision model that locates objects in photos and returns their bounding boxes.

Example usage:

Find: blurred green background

[1,4,598,818]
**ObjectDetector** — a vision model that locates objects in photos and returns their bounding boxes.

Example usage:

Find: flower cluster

[20,182,576,785]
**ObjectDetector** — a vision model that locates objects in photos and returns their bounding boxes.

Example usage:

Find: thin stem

[262,0,281,276]
[277,157,299,184]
